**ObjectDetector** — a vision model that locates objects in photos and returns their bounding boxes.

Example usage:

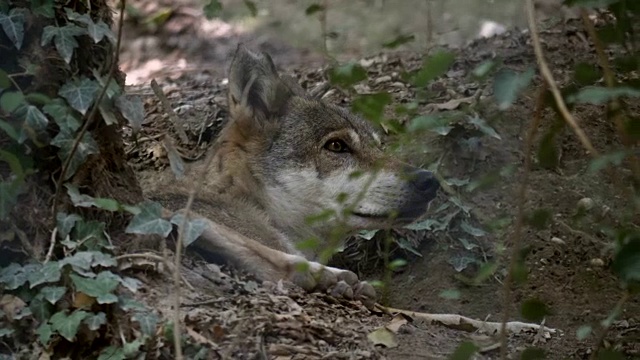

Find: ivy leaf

[98,346,126,360]
[17,104,49,138]
[119,276,142,293]
[0,91,25,113]
[61,251,94,271]
[50,127,99,180]
[351,92,392,123]
[70,271,121,304]
[27,261,62,288]
[0,8,26,49]
[83,312,107,330]
[42,25,86,63]
[31,0,55,18]
[56,212,82,239]
[328,63,367,88]
[493,67,535,110]
[73,219,108,251]
[170,214,207,247]
[0,328,14,338]
[44,99,81,132]
[125,201,172,237]
[467,115,501,140]
[50,310,89,341]
[40,286,67,305]
[65,184,120,211]
[0,263,27,290]
[460,220,487,237]
[0,120,19,142]
[30,295,52,322]
[115,95,144,132]
[131,311,158,336]
[59,77,100,116]
[568,86,640,105]
[0,68,10,89]
[36,322,53,346]
[89,251,117,268]
[412,51,455,87]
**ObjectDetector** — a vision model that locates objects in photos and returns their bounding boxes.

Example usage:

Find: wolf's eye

[324,139,349,153]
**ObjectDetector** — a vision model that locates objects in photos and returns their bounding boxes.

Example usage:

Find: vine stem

[50,0,127,223]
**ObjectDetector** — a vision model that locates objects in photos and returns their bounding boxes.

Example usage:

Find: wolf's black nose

[409,169,439,193]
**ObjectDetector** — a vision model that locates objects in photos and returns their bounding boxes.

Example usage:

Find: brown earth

[119,1,640,359]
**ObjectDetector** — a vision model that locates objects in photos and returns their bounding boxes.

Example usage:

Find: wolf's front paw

[288,259,376,307]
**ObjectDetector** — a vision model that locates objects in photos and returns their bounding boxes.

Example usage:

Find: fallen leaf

[72,291,96,309]
[0,294,26,321]
[386,314,409,333]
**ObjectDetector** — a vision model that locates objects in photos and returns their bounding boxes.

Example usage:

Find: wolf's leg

[176,212,376,306]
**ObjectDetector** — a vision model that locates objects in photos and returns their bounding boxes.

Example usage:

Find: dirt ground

[119,1,640,359]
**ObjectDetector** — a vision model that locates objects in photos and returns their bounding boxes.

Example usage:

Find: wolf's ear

[227,45,292,123]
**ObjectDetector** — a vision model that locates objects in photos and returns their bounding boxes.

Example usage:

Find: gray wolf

[152,45,439,305]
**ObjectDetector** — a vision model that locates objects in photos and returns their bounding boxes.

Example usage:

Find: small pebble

[550,237,566,245]
[577,197,594,211]
[589,258,604,267]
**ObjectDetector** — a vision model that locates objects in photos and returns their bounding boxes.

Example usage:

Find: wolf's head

[210,45,439,253]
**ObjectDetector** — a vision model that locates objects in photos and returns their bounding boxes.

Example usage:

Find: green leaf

[388,258,407,270]
[412,51,455,87]
[396,237,422,257]
[493,67,535,110]
[83,312,106,330]
[0,263,27,289]
[574,62,602,86]
[0,68,10,89]
[125,201,173,237]
[47,24,87,63]
[50,127,99,180]
[328,63,368,88]
[448,255,477,272]
[612,236,640,284]
[588,150,629,173]
[521,298,550,322]
[132,311,158,336]
[73,219,108,251]
[382,34,415,49]
[98,346,126,360]
[170,214,207,247]
[467,115,501,140]
[0,91,25,113]
[448,341,478,360]
[44,99,81,131]
[473,261,498,284]
[460,221,487,237]
[31,0,55,18]
[0,328,14,338]
[472,60,497,80]
[50,310,89,341]
[36,322,53,345]
[59,77,101,116]
[30,295,52,322]
[351,92,392,122]
[203,0,222,19]
[61,252,94,271]
[65,9,115,44]
[56,212,82,239]
[18,104,49,136]
[70,271,121,304]
[568,86,640,105]
[407,113,453,134]
[65,184,120,211]
[0,8,26,49]
[114,94,144,132]
[305,4,324,15]
[0,120,19,142]
[40,286,66,305]
[576,325,592,340]
[243,0,257,16]
[27,261,62,288]
[119,276,142,293]
[404,218,440,231]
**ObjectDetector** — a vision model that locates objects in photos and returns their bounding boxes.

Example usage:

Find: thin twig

[498,80,547,358]
[580,10,640,186]
[50,0,127,223]
[44,227,57,263]
[171,121,218,360]
[525,0,598,157]
[150,79,190,144]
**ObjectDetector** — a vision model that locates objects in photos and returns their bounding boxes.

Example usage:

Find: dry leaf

[385,314,408,333]
[367,327,398,348]
[0,294,26,321]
